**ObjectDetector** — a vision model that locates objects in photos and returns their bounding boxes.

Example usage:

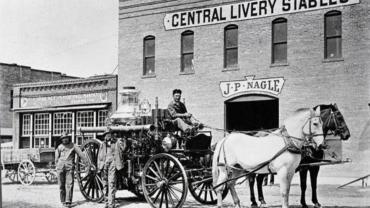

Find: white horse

[212,108,324,208]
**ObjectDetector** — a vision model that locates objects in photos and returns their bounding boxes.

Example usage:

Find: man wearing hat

[97,131,127,208]
[55,132,90,207]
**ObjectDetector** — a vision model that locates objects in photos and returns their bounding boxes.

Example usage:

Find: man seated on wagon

[167,89,202,135]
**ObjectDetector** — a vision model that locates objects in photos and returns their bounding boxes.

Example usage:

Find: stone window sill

[180,71,195,75]
[141,74,156,79]
[270,62,289,67]
[222,66,240,72]
[322,58,344,63]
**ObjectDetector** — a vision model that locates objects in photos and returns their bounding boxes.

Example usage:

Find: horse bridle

[287,114,323,149]
[322,108,344,136]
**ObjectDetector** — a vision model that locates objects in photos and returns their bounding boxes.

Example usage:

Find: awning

[13,104,108,113]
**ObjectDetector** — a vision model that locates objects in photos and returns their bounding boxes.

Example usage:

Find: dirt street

[2,176,370,208]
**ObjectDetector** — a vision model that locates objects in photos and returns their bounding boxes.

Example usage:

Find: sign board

[164,0,360,30]
[220,76,285,98]
[20,92,108,108]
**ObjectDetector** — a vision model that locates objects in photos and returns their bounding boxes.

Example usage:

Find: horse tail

[212,137,226,189]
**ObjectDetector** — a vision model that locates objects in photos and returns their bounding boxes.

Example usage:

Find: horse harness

[214,114,323,189]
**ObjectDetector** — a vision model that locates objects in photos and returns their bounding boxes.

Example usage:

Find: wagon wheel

[76,139,104,202]
[45,170,57,183]
[142,153,188,208]
[7,169,19,183]
[188,172,228,204]
[18,159,36,185]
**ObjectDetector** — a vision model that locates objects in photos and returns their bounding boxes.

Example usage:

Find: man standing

[168,89,198,134]
[97,132,126,208]
[55,132,89,208]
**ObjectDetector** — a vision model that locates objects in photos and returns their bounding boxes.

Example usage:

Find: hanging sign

[20,92,108,108]
[220,76,285,97]
[164,0,359,30]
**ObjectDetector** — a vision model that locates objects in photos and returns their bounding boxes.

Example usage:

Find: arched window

[143,35,155,75]
[272,18,287,64]
[325,11,342,59]
[181,30,194,73]
[224,24,238,68]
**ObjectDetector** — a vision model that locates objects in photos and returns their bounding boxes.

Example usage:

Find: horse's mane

[294,108,311,113]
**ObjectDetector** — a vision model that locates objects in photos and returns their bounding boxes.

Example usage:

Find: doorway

[225,95,279,132]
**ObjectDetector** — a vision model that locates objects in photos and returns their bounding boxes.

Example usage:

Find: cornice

[13,75,117,88]
[14,88,117,98]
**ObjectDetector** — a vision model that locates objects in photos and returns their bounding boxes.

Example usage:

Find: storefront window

[53,112,73,135]
[34,113,49,135]
[34,137,49,148]
[77,111,94,127]
[22,114,31,136]
[98,110,108,127]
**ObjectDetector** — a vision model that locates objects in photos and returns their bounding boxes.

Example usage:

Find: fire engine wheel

[7,169,19,183]
[188,174,228,204]
[76,139,104,202]
[142,153,188,208]
[18,159,36,185]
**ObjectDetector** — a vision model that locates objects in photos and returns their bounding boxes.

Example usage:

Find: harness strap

[213,145,290,189]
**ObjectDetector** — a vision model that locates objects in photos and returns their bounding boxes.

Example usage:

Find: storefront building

[12,75,117,148]
[118,1,369,176]
[0,63,77,143]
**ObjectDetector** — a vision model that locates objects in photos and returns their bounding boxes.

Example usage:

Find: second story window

[224,25,238,68]
[143,36,155,76]
[325,11,342,59]
[272,18,287,64]
[181,30,194,73]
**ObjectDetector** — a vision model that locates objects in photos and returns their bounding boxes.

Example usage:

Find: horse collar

[281,126,303,154]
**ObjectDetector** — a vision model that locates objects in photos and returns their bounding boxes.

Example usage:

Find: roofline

[0,62,80,79]
[13,74,117,88]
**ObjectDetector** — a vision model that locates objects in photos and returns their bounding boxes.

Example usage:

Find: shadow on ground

[3,201,55,208]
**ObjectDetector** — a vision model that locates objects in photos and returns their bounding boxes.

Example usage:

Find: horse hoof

[260,203,268,208]
[251,203,258,208]
[301,204,308,208]
[314,202,322,208]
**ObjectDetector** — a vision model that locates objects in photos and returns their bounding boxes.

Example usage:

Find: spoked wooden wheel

[76,139,104,202]
[142,153,188,208]
[188,170,228,204]
[18,159,36,185]
[7,169,19,183]
[45,170,57,183]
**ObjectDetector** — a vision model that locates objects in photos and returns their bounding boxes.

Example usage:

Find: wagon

[75,98,228,208]
[1,143,57,185]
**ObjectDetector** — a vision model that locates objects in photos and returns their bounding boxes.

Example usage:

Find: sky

[0,0,118,78]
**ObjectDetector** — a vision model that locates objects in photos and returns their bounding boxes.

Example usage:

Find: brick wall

[0,63,77,131]
[118,1,370,177]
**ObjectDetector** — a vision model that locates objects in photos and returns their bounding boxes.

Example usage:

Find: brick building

[0,63,77,143]
[118,0,369,177]
[11,75,117,149]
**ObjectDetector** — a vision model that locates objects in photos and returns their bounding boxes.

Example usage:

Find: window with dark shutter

[272,18,287,64]
[224,25,238,68]
[181,30,194,73]
[143,36,155,75]
[325,11,342,59]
